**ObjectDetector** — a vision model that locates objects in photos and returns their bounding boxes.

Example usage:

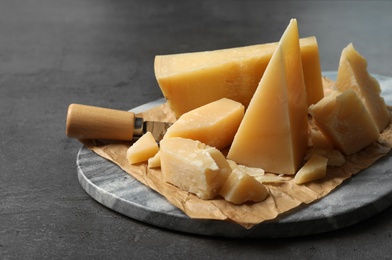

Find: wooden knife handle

[66,104,136,140]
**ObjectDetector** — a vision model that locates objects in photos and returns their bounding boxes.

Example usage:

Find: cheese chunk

[308,113,334,149]
[163,98,244,150]
[294,154,328,184]
[336,43,391,132]
[309,90,380,155]
[147,151,161,168]
[155,36,323,117]
[322,76,337,97]
[227,19,309,175]
[219,168,269,205]
[309,128,334,149]
[126,131,159,164]
[159,137,231,199]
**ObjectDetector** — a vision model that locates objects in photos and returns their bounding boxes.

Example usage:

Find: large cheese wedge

[219,168,269,205]
[159,137,231,199]
[163,98,244,150]
[155,36,323,117]
[308,90,380,155]
[126,131,159,164]
[227,19,309,175]
[336,43,390,132]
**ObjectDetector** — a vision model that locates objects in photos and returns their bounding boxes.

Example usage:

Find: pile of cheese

[126,19,391,205]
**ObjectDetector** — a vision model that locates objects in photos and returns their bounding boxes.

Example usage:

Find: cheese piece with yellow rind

[294,154,328,184]
[309,90,380,155]
[159,137,231,200]
[126,131,159,164]
[227,19,309,175]
[336,43,390,132]
[155,36,323,117]
[219,168,269,205]
[163,98,244,150]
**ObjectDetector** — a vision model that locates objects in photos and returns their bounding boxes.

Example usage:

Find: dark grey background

[1,0,391,259]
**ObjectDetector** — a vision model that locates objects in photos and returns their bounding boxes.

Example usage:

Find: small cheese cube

[126,132,159,164]
[219,168,269,205]
[294,154,328,184]
[159,137,231,199]
[309,90,380,155]
[308,117,334,149]
[163,98,244,150]
[336,43,391,132]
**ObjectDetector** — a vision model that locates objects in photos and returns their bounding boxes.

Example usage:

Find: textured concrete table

[2,0,392,259]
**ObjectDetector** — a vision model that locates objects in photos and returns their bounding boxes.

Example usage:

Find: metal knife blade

[66,104,172,142]
[133,117,172,142]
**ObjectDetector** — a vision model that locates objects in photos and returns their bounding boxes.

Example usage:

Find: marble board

[76,72,392,238]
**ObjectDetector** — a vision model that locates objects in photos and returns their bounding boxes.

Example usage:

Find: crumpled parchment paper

[80,103,392,229]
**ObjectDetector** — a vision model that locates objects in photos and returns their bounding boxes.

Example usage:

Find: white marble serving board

[76,72,392,238]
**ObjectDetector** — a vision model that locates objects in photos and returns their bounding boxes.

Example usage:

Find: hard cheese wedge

[336,43,391,132]
[309,90,380,155]
[155,36,323,117]
[219,168,269,205]
[227,19,309,175]
[127,131,159,164]
[160,137,231,199]
[163,98,244,150]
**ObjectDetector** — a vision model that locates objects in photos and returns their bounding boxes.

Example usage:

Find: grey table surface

[1,0,392,259]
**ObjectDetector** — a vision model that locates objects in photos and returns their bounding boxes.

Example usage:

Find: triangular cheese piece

[126,132,159,164]
[227,19,308,175]
[335,43,391,132]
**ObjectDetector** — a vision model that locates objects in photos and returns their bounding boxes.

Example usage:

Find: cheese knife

[66,104,172,141]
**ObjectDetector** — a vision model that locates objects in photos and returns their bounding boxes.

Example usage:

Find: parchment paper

[80,102,392,229]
